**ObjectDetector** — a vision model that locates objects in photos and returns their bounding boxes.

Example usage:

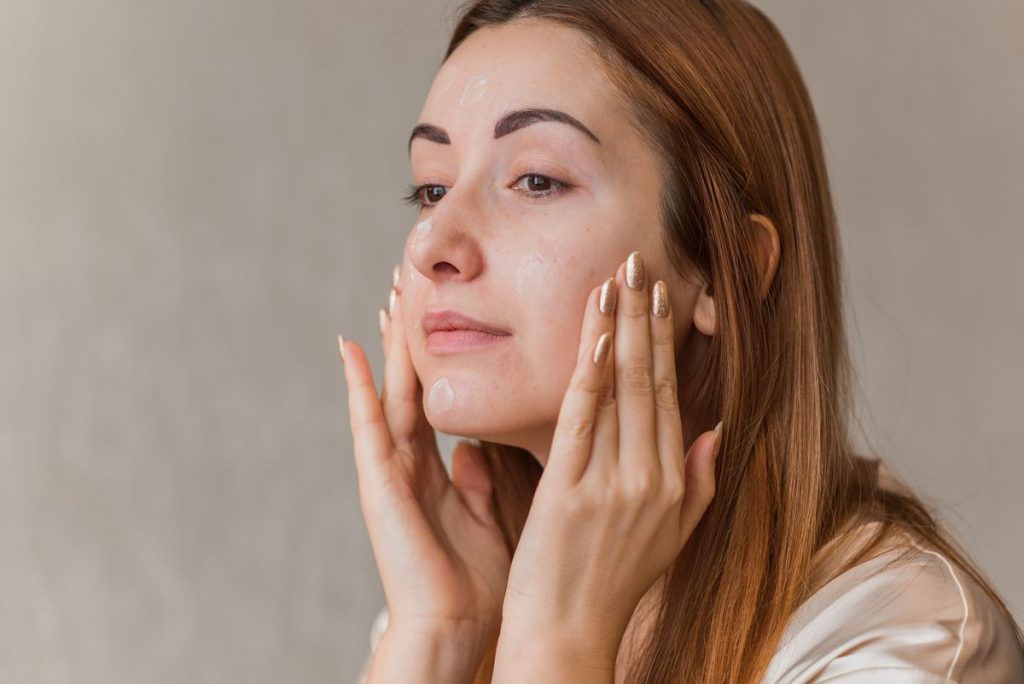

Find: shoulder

[762,522,1024,683]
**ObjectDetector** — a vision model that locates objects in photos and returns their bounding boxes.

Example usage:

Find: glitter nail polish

[593,332,612,366]
[652,280,669,318]
[599,277,617,316]
[626,251,645,290]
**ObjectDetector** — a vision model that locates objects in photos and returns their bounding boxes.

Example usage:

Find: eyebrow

[407,107,601,156]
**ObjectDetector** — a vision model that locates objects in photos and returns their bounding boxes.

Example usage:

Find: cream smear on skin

[459,75,488,107]
[414,217,433,238]
[428,377,455,414]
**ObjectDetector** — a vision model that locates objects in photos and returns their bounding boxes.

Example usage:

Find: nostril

[433,262,459,275]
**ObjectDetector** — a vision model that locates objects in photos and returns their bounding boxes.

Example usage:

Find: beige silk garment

[356,466,1024,683]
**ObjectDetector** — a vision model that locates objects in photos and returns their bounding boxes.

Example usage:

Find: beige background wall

[1,1,1021,681]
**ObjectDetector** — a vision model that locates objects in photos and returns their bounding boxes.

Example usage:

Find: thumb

[451,440,497,527]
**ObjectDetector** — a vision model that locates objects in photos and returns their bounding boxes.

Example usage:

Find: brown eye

[513,173,568,199]
[423,185,446,205]
[525,174,551,191]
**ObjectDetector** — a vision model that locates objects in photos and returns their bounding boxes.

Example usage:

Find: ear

[749,213,780,302]
[692,213,781,337]
[693,279,717,337]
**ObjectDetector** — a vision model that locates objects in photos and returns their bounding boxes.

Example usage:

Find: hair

[430,1,1024,682]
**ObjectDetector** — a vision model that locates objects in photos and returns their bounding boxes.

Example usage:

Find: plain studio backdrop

[1,1,1021,681]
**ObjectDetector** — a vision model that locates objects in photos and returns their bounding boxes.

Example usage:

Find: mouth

[422,308,511,355]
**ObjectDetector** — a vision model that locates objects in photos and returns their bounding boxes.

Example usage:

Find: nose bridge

[406,179,487,283]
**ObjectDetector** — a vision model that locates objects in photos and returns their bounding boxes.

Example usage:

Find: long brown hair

[433,1,1024,681]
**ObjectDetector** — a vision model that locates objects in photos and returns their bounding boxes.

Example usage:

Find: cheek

[514,255,600,389]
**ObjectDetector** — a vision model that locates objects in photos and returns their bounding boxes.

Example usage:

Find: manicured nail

[593,332,612,366]
[626,251,644,290]
[712,420,723,460]
[599,277,616,316]
[378,308,387,335]
[651,280,669,318]
[337,334,346,364]
[388,287,397,318]
[392,264,401,291]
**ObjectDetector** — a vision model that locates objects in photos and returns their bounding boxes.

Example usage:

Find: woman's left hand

[497,250,723,670]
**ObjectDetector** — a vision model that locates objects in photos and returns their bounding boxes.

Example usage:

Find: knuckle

[570,373,603,396]
[651,324,674,346]
[621,364,653,392]
[663,476,685,503]
[566,418,594,441]
[596,384,616,407]
[624,470,656,499]
[622,297,648,319]
[654,379,679,410]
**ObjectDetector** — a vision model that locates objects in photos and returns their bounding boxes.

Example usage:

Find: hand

[498,251,722,666]
[338,264,511,647]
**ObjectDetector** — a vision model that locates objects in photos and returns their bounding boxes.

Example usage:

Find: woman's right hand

[338,265,512,650]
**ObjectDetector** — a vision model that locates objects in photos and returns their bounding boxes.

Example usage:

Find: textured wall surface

[1,1,1021,681]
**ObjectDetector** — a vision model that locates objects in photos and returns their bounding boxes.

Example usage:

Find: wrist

[368,620,493,684]
[492,621,618,682]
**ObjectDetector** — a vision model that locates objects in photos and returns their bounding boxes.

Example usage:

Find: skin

[342,17,780,683]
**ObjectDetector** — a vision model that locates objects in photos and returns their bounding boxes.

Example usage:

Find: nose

[406,199,485,285]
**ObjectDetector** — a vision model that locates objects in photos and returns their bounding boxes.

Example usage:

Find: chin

[415,364,560,446]
[425,410,554,461]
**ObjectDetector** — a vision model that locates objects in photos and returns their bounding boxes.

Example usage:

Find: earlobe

[693,284,716,336]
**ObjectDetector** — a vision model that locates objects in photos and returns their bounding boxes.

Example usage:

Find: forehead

[417,18,622,145]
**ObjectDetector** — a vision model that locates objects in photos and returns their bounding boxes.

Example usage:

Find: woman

[340,1,1024,681]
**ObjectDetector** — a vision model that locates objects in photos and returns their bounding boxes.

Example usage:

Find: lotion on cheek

[427,377,455,414]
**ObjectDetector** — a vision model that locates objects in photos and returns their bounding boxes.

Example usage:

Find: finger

[547,281,616,485]
[338,335,396,492]
[678,424,721,540]
[381,265,421,447]
[378,264,397,388]
[614,251,658,475]
[379,306,389,360]
[587,277,619,477]
[649,279,685,483]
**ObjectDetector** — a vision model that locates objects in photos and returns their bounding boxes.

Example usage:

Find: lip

[422,309,511,355]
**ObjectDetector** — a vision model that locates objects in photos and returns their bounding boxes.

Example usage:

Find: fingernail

[651,280,669,318]
[337,334,346,364]
[392,264,401,291]
[626,251,645,291]
[599,277,616,316]
[388,287,397,318]
[593,331,612,366]
[378,308,387,335]
[713,420,723,460]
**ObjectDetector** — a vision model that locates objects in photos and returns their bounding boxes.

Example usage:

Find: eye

[400,173,570,211]
[512,173,567,199]
[401,183,446,209]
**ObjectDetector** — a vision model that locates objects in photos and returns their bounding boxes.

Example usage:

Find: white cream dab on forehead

[428,377,455,413]
[459,75,488,106]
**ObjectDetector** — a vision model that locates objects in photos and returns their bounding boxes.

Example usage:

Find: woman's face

[401,18,703,464]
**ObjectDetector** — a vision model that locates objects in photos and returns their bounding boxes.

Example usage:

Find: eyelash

[400,173,570,210]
